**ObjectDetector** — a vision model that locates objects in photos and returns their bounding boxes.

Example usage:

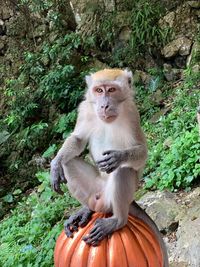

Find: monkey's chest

[89,128,134,162]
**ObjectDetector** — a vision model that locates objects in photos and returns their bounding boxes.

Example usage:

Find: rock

[88,59,108,70]
[191,64,200,73]
[162,37,192,58]
[188,1,200,8]
[118,26,131,42]
[32,24,46,38]
[152,0,184,11]
[5,15,27,37]
[138,191,184,232]
[28,154,47,168]
[133,70,151,86]
[0,36,6,50]
[187,40,200,66]
[183,187,200,202]
[0,4,14,20]
[159,11,175,28]
[138,188,200,266]
[195,9,200,18]
[0,19,6,35]
[172,217,200,267]
[149,107,171,123]
[151,90,163,105]
[179,40,193,56]
[163,63,183,81]
[163,137,173,148]
[48,31,59,43]
[40,55,50,66]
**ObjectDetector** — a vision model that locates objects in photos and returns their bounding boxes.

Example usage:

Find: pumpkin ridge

[128,216,163,266]
[120,225,148,267]
[107,231,128,267]
[127,222,160,267]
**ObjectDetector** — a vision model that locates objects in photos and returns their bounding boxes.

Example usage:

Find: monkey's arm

[96,145,147,174]
[50,134,87,194]
[50,102,91,194]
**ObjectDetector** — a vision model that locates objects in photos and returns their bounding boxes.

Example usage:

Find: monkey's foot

[64,207,93,238]
[83,217,118,246]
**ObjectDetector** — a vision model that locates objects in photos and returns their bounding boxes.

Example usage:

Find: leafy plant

[142,70,200,191]
[0,171,79,267]
[95,0,171,67]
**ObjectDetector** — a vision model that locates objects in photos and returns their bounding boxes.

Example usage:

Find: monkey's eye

[108,87,116,93]
[95,88,103,93]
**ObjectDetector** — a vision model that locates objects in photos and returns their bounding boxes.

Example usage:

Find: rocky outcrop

[138,188,200,267]
[160,1,200,73]
[162,37,192,58]
[0,0,75,85]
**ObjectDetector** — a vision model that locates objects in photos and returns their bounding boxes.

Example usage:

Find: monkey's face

[92,84,125,123]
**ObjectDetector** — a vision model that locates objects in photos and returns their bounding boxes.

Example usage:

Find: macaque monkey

[51,69,168,266]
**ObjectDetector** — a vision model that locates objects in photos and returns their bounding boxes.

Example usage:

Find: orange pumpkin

[54,213,163,267]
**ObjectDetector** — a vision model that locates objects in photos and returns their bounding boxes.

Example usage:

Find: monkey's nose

[101,105,109,110]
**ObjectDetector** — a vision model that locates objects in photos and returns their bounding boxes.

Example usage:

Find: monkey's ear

[124,69,133,86]
[85,74,93,88]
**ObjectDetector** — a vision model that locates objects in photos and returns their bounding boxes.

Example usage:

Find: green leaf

[42,144,57,158]
[3,194,14,203]
[13,189,22,196]
[0,131,10,145]
[35,171,50,183]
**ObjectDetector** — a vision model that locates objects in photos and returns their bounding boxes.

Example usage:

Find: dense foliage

[142,70,200,190]
[0,172,79,267]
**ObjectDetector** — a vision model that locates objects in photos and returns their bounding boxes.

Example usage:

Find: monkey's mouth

[101,115,117,123]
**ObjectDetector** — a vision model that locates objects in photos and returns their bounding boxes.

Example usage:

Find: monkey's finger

[99,166,110,172]
[106,168,115,174]
[87,229,103,240]
[102,150,114,156]
[86,232,103,245]
[99,163,117,172]
[96,156,112,165]
[65,227,74,238]
[60,167,67,183]
[83,226,99,242]
[88,225,101,237]
[91,240,100,246]
[53,182,64,195]
[79,217,90,227]
[70,224,78,232]
[98,158,116,167]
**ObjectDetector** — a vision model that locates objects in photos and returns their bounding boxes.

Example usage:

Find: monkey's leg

[62,157,104,237]
[129,201,169,267]
[83,167,137,246]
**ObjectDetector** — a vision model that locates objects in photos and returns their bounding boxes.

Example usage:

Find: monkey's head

[85,69,133,123]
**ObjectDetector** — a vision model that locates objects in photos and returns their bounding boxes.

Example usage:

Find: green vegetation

[0,172,79,267]
[142,70,200,190]
[1,32,88,191]
[90,0,171,67]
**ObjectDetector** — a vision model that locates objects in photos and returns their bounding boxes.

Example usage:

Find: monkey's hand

[83,217,119,246]
[64,207,93,238]
[96,150,125,174]
[50,157,66,194]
